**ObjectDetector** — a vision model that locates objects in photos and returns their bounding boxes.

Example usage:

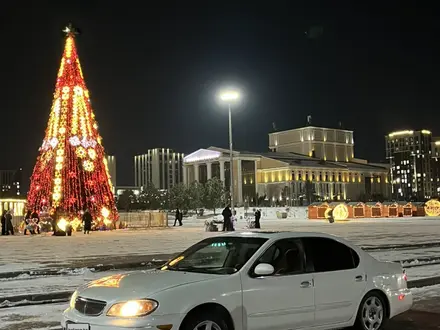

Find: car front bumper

[62,307,185,330]
[388,288,413,319]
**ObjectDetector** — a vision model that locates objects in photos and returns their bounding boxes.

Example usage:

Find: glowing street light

[220,91,240,102]
[219,90,240,216]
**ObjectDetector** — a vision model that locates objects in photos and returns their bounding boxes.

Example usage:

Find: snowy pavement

[2,216,440,274]
[1,213,440,329]
[1,284,440,330]
[2,216,440,300]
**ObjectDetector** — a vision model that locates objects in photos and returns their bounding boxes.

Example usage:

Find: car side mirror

[254,263,274,276]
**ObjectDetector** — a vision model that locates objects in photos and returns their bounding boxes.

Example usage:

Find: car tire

[353,291,388,330]
[181,310,229,330]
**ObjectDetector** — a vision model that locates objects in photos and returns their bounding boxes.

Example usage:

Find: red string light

[27,28,118,225]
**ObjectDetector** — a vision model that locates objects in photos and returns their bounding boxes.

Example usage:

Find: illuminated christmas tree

[27,25,118,226]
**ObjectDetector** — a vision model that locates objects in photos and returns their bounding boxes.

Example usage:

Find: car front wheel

[354,292,388,330]
[182,311,229,330]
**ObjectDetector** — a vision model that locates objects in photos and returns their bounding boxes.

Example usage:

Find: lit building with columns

[183,146,390,206]
[183,147,260,205]
[0,198,26,217]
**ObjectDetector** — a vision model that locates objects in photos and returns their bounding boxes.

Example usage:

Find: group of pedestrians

[222,206,236,231]
[1,210,14,235]
[1,207,95,236]
[24,210,41,235]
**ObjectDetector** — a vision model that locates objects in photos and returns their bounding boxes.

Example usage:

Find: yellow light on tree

[101,207,110,218]
[57,218,68,231]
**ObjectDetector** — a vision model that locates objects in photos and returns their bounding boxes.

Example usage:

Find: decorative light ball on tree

[27,24,118,226]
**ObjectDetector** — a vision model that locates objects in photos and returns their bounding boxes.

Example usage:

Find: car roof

[217,231,361,251]
[219,231,338,240]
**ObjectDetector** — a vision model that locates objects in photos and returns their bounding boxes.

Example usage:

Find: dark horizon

[2,1,440,187]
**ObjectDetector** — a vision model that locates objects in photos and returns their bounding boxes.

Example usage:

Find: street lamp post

[219,90,240,215]
[228,103,234,214]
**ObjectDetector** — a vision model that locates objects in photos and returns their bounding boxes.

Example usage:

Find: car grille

[74,296,107,316]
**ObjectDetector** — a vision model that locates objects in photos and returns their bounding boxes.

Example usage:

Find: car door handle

[300,281,312,288]
[355,275,364,282]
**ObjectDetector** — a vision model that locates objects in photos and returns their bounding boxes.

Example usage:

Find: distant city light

[388,130,414,137]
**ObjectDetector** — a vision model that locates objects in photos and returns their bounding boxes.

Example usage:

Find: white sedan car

[62,231,412,330]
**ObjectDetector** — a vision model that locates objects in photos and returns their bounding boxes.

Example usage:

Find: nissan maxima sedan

[62,231,412,330]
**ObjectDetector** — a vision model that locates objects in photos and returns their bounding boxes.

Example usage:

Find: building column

[183,165,188,185]
[237,159,243,205]
[194,164,199,182]
[207,162,212,180]
[219,161,225,185]
[254,160,258,186]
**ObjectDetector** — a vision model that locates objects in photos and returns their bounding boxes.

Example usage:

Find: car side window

[302,237,360,273]
[256,239,305,276]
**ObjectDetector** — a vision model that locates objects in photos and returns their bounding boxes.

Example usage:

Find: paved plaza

[1,217,440,273]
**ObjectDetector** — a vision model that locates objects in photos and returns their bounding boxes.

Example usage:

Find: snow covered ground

[0,302,65,330]
[0,212,439,303]
[0,208,440,329]
[1,209,440,273]
[1,284,440,330]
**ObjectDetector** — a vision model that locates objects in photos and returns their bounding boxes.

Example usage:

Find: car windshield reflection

[161,237,267,275]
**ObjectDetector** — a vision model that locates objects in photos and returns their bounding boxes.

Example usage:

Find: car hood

[77,269,220,302]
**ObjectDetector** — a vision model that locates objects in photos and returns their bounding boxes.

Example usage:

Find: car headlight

[107,299,158,317]
[70,291,78,309]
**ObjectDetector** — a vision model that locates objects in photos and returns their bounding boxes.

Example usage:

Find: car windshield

[161,236,267,275]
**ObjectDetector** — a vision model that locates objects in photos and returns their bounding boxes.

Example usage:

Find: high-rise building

[431,137,440,196]
[105,155,117,194]
[0,169,22,197]
[134,148,184,190]
[385,129,436,200]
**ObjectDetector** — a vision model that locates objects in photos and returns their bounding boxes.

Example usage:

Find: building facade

[134,148,184,190]
[432,137,440,197]
[269,126,354,162]
[0,169,22,197]
[385,130,439,200]
[105,155,117,194]
[183,146,390,206]
[183,147,260,205]
[116,186,141,197]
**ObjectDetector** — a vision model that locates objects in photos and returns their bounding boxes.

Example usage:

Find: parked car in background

[63,231,412,330]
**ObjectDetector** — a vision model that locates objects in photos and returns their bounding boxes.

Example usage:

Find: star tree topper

[63,23,80,37]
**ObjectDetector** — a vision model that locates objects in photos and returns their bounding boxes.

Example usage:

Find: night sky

[1,1,439,187]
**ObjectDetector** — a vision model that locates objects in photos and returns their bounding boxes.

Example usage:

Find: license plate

[66,324,90,330]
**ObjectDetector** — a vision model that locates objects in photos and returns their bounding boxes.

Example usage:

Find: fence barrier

[118,212,169,229]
